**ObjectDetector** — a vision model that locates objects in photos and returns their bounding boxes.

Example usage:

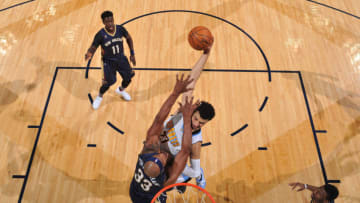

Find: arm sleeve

[91,31,103,48]
[182,159,201,178]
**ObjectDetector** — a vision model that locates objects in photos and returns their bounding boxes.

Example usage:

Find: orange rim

[151,182,216,203]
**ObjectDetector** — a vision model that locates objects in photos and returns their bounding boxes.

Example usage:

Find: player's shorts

[129,193,152,203]
[129,190,167,203]
[129,189,167,203]
[102,55,132,85]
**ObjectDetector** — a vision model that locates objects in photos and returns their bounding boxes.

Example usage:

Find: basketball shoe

[115,87,131,101]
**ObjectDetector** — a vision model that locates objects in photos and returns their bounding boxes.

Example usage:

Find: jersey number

[112,45,120,55]
[134,168,153,191]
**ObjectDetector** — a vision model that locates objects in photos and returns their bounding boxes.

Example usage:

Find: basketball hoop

[151,182,216,203]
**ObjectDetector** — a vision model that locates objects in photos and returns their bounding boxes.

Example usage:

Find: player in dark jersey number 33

[130,74,198,203]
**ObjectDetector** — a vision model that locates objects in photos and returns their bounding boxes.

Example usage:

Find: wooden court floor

[0,0,359,202]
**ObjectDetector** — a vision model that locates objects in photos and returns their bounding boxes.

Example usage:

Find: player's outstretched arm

[125,33,136,66]
[145,75,193,144]
[85,32,102,61]
[85,46,97,61]
[181,44,212,105]
[288,182,319,192]
[163,97,199,186]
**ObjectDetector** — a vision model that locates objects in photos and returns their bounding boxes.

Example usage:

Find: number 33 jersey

[129,153,166,203]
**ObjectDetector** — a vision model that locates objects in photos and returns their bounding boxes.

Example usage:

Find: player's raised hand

[289,182,306,192]
[178,96,200,118]
[85,52,93,61]
[130,55,136,66]
[203,39,214,54]
[173,74,194,95]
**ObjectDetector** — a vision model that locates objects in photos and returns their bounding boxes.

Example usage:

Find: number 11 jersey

[91,25,128,61]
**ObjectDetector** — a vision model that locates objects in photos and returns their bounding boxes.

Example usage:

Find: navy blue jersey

[130,153,166,203]
[92,25,128,61]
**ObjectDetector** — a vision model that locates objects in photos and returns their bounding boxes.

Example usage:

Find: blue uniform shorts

[102,55,132,86]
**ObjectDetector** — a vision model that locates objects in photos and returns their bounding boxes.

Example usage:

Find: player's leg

[174,167,206,193]
[175,174,192,194]
[92,60,117,110]
[196,167,206,188]
[156,192,168,203]
[115,55,134,101]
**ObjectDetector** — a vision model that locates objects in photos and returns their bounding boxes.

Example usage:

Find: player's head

[143,152,169,178]
[311,184,339,201]
[101,11,115,32]
[191,101,215,131]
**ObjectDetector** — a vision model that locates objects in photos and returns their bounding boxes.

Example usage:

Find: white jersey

[164,113,202,156]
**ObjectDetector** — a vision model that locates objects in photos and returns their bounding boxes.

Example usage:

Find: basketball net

[151,183,216,203]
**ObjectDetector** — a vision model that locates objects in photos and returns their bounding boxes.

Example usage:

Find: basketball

[188,26,214,50]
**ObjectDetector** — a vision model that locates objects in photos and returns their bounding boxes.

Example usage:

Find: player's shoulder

[192,129,202,136]
[98,27,106,32]
[174,112,184,122]
[141,140,160,155]
[116,24,127,31]
[191,129,202,144]
[116,25,129,36]
[95,28,105,36]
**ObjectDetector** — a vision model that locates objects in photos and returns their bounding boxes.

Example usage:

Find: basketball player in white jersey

[161,44,215,190]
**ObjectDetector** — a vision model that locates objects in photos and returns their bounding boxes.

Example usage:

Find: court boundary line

[201,142,212,147]
[107,121,125,135]
[298,71,328,183]
[306,0,360,20]
[259,96,269,112]
[0,0,35,12]
[230,124,249,136]
[17,67,98,203]
[87,93,93,104]
[258,147,268,150]
[17,67,335,202]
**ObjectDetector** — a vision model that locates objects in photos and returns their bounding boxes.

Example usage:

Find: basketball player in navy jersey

[161,45,215,191]
[85,11,136,110]
[129,74,199,203]
[289,182,339,203]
